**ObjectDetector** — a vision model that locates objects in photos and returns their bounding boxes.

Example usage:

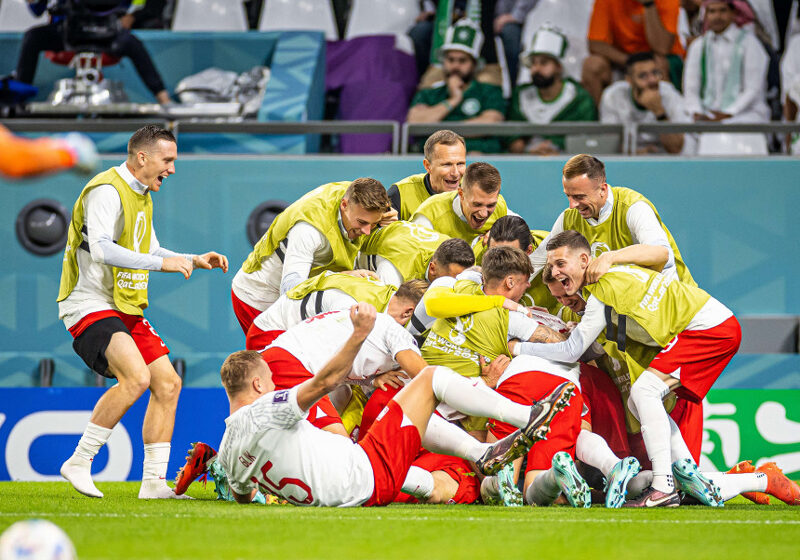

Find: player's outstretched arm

[295,303,376,412]
[585,244,669,283]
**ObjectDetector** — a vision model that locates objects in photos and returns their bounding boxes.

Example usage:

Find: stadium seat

[344,0,419,53]
[697,133,769,155]
[172,0,248,31]
[517,0,594,84]
[258,0,338,40]
[0,0,47,31]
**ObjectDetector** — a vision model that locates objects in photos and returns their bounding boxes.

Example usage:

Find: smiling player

[57,125,228,500]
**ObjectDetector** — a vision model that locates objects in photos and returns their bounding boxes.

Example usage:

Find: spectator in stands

[407,18,506,154]
[600,52,691,154]
[507,27,597,155]
[14,0,170,104]
[582,0,685,103]
[683,0,770,124]
[494,0,540,88]
[781,33,800,153]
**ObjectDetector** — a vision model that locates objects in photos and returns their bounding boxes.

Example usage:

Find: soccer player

[257,304,427,437]
[215,303,575,507]
[230,179,390,334]
[387,130,466,220]
[245,272,427,350]
[530,154,695,286]
[356,222,475,287]
[0,125,98,178]
[479,215,557,313]
[57,125,228,499]
[513,231,741,507]
[411,162,512,244]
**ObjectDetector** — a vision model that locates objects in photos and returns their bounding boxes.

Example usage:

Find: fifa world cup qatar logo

[591,241,610,258]
[132,212,147,253]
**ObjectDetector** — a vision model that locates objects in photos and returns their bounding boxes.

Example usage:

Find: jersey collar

[116,162,149,195]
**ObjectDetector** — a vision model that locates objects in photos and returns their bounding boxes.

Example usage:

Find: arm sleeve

[84,185,164,271]
[387,184,402,214]
[148,227,195,264]
[656,0,680,35]
[408,276,456,336]
[513,295,606,362]
[384,320,422,359]
[375,256,404,288]
[625,201,675,269]
[530,212,564,273]
[511,0,538,23]
[683,40,704,115]
[280,222,328,295]
[725,35,769,116]
[424,285,506,318]
[507,311,539,341]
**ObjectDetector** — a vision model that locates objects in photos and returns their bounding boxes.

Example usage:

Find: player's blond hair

[562,154,606,183]
[423,129,466,162]
[344,178,390,212]
[541,263,557,284]
[220,350,264,397]
[482,246,533,285]
[395,279,429,307]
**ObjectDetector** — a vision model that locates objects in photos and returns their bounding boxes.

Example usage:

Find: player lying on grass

[187,303,575,507]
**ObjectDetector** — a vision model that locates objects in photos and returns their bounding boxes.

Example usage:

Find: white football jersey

[497,355,581,390]
[272,310,420,382]
[218,386,374,507]
[253,289,357,333]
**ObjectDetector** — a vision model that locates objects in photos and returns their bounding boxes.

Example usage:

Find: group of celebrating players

[56,125,800,508]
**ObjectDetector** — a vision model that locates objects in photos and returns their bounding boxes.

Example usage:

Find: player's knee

[151,370,182,402]
[118,366,151,396]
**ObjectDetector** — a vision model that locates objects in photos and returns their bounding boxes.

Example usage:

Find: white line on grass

[1,512,798,525]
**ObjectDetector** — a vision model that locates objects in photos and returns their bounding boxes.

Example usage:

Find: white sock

[576,430,620,476]
[525,469,560,506]
[628,470,654,498]
[481,476,500,501]
[73,422,112,462]
[431,366,530,428]
[630,372,673,493]
[401,466,434,500]
[422,414,487,462]
[704,472,768,502]
[142,442,170,482]
[668,416,693,462]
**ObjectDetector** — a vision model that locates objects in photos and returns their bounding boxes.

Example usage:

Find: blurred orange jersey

[0,124,76,179]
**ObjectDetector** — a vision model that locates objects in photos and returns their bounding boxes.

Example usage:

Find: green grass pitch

[0,482,797,560]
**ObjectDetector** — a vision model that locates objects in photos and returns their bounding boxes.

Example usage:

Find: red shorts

[578,363,633,459]
[359,400,423,507]
[488,371,583,472]
[357,385,402,442]
[260,346,342,430]
[246,324,284,351]
[394,450,480,505]
[68,310,169,365]
[649,316,741,402]
[231,289,263,335]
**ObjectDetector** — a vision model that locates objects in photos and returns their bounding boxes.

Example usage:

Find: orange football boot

[726,460,770,505]
[758,462,800,506]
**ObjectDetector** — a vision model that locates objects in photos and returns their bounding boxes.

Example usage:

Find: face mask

[532,73,556,89]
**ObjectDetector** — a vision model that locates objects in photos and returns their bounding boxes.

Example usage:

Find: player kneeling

[213,303,574,507]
